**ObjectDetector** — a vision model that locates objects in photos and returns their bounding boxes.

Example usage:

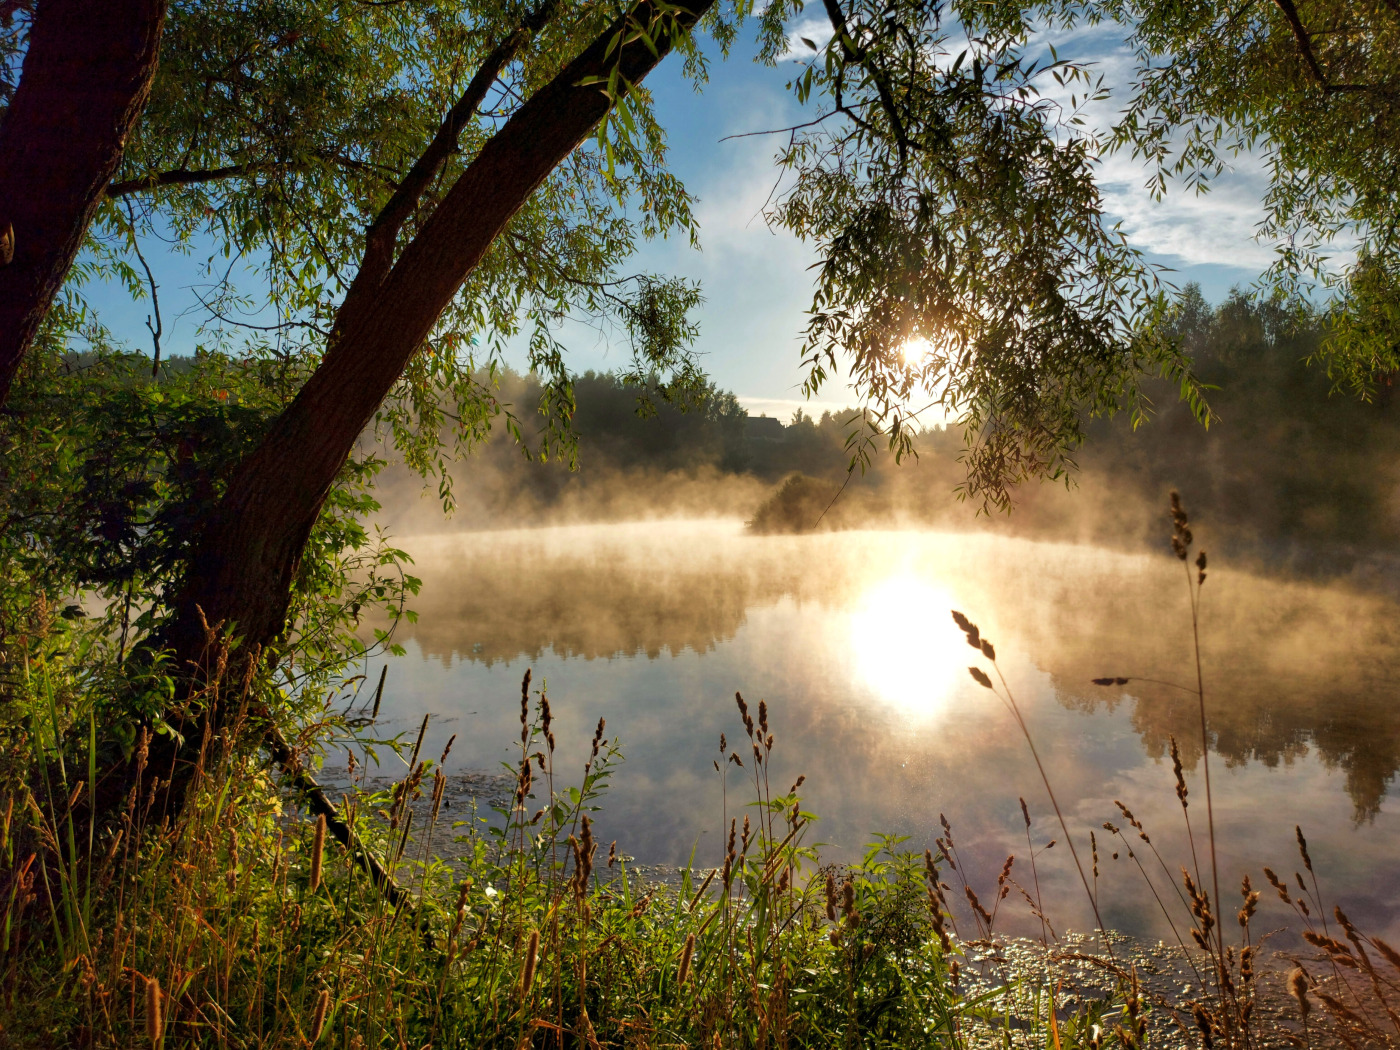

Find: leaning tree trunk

[0,0,167,406]
[112,0,717,821]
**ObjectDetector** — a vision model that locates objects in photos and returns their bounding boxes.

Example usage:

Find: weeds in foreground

[1,643,1117,1048]
[956,492,1400,1049]
[4,493,1400,1047]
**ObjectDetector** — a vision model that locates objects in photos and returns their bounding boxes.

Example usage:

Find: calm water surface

[364,521,1400,942]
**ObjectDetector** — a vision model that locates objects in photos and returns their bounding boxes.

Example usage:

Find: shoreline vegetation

[369,288,1400,589]
[5,496,1400,1047]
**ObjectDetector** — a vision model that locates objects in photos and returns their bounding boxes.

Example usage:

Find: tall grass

[4,494,1400,1047]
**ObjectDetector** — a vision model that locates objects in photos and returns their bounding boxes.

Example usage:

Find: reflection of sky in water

[361,521,1400,943]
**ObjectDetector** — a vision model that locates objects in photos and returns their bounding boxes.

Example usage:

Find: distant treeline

[378,288,1400,572]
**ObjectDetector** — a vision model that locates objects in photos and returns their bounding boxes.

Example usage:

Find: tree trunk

[121,0,716,818]
[0,0,167,405]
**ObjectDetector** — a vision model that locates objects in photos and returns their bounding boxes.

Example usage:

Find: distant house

[746,415,786,442]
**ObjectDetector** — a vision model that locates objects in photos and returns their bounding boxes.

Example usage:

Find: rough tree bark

[0,0,167,406]
[112,0,716,819]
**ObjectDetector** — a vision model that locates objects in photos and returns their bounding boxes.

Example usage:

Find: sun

[900,336,935,367]
[848,574,971,721]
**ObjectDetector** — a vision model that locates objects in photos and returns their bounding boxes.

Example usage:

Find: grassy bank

[5,503,1400,1048]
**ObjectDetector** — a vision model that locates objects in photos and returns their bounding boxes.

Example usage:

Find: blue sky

[80,17,1273,421]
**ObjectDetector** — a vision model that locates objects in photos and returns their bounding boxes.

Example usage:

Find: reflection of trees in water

[396,528,864,666]
[396,527,1400,822]
[1042,571,1400,824]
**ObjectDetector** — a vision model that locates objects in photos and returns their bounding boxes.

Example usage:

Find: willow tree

[1084,0,1400,389]
[6,0,1220,815]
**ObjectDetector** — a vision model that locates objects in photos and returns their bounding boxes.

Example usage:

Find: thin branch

[122,199,164,377]
[346,0,561,313]
[821,0,909,167]
[262,721,412,911]
[718,111,843,141]
[107,162,280,198]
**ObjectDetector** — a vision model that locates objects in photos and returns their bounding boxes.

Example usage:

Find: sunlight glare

[849,575,969,721]
[900,336,935,367]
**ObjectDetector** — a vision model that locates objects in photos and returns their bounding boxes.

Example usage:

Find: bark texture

[113,0,715,820]
[0,0,167,405]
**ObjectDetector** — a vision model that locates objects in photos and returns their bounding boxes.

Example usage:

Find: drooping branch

[344,0,561,319]
[1271,0,1329,86]
[821,0,910,166]
[120,0,716,829]
[0,0,167,406]
[107,162,281,198]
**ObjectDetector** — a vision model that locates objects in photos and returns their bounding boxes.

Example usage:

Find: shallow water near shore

[358,519,1400,945]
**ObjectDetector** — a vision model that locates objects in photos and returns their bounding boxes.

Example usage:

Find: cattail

[1192,1002,1213,1049]
[310,988,330,1043]
[1288,967,1311,1021]
[1170,736,1188,806]
[145,976,163,1046]
[519,929,540,1000]
[1373,936,1400,973]
[677,932,695,986]
[1296,826,1314,873]
[309,814,325,891]
[440,733,457,764]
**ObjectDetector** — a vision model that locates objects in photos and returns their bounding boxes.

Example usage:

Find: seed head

[310,988,331,1043]
[678,932,695,986]
[309,813,326,891]
[1288,967,1311,1021]
[519,928,540,999]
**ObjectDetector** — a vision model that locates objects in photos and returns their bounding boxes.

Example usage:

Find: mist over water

[362,519,1400,945]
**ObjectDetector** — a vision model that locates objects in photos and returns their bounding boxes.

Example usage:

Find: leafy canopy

[1,0,1228,514]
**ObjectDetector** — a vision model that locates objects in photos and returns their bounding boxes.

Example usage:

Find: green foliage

[759,0,1208,508]
[0,344,419,747]
[1070,0,1400,393]
[0,649,1131,1048]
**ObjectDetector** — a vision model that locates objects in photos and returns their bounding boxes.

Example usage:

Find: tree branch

[107,162,272,198]
[263,721,412,911]
[821,0,909,167]
[1271,0,1329,87]
[345,0,561,318]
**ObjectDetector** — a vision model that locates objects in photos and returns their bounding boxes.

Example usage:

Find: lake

[360,520,1400,945]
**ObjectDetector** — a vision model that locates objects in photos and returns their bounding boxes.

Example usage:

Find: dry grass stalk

[145,975,163,1047]
[309,813,325,892]
[310,987,330,1043]
[519,928,540,1000]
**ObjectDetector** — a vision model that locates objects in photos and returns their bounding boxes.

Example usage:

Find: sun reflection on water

[849,573,970,721]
